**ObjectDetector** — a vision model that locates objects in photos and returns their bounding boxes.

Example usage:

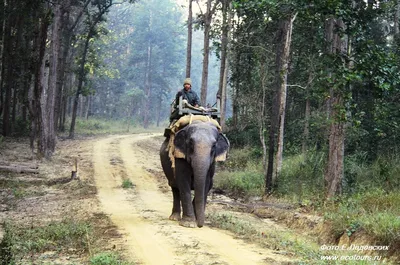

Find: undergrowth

[214,146,400,257]
[90,252,134,265]
[207,211,383,265]
[1,219,92,263]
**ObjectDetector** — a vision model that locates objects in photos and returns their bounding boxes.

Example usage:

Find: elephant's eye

[211,143,216,153]
[188,138,195,152]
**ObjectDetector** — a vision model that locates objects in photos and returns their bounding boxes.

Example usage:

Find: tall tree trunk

[217,0,231,129]
[35,9,51,157]
[84,95,90,119]
[185,0,193,78]
[2,0,13,137]
[259,59,268,179]
[302,91,311,154]
[265,13,296,194]
[69,29,92,138]
[200,0,213,106]
[11,83,16,129]
[275,15,296,179]
[395,0,400,35]
[0,0,6,118]
[54,0,71,132]
[324,18,347,199]
[143,41,153,128]
[42,0,63,157]
[156,94,161,127]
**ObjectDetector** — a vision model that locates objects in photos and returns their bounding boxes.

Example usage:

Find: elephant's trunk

[192,147,211,228]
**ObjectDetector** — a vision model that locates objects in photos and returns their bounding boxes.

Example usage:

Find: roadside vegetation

[214,144,400,263]
[0,138,135,265]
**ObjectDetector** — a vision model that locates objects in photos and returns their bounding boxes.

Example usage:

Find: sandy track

[93,133,292,265]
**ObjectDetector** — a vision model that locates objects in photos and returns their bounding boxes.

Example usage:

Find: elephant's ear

[215,133,230,162]
[174,129,186,158]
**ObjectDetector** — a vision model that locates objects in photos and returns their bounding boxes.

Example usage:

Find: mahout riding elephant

[160,120,229,228]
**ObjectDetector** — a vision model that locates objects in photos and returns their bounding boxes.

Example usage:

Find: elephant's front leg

[169,187,181,221]
[175,160,196,228]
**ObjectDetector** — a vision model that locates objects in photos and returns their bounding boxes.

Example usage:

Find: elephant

[160,120,230,228]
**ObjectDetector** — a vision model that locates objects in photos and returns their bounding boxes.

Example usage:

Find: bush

[215,170,264,198]
[90,252,132,265]
[225,124,259,148]
[121,179,134,189]
[275,150,326,204]
[323,189,400,243]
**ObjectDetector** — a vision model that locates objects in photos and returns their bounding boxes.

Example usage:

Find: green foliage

[215,147,265,197]
[275,151,326,204]
[121,179,134,189]
[221,147,260,170]
[225,124,261,148]
[207,211,349,265]
[2,219,92,260]
[216,170,264,198]
[90,252,133,265]
[344,153,400,193]
[324,189,400,244]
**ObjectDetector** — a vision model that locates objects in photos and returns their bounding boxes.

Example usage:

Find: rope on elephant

[167,114,221,170]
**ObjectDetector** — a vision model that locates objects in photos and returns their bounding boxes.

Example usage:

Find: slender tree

[186,0,193,78]
[217,0,231,129]
[69,0,113,138]
[324,18,347,198]
[266,11,297,193]
[199,0,219,106]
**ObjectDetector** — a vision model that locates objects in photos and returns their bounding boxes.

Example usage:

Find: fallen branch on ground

[0,165,38,174]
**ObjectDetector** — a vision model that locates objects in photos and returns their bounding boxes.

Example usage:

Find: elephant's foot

[179,216,196,228]
[169,212,181,221]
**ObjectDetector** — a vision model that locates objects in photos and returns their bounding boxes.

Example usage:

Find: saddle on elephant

[166,114,223,169]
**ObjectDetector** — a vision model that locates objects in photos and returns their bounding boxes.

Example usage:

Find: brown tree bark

[274,14,296,178]
[143,41,153,129]
[217,0,231,129]
[0,0,7,119]
[324,18,347,199]
[199,0,218,106]
[185,0,193,78]
[69,30,91,138]
[2,0,13,137]
[40,0,63,158]
[302,90,311,154]
[35,11,51,157]
[265,13,296,194]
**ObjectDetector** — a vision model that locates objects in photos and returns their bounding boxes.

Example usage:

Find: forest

[1,0,400,262]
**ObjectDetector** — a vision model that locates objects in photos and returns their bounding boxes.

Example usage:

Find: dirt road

[92,133,294,265]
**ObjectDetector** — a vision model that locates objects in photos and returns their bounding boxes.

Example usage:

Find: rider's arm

[175,90,183,107]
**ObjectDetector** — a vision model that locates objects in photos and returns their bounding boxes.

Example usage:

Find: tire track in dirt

[93,133,295,265]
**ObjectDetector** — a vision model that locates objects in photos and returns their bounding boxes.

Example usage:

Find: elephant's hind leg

[169,187,181,221]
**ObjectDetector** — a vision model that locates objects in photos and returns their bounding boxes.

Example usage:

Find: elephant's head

[173,120,230,166]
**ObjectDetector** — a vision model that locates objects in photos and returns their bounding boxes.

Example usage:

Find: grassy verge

[1,217,135,265]
[207,211,384,265]
[214,147,400,261]
[90,252,134,265]
[1,219,91,263]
